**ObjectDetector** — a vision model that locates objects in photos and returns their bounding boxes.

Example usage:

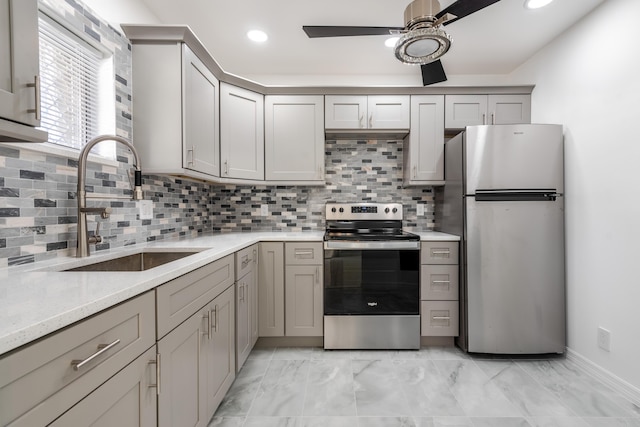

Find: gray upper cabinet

[445,94,531,129]
[220,83,265,180]
[129,41,220,179]
[0,0,47,142]
[265,95,324,182]
[403,95,445,185]
[325,95,410,130]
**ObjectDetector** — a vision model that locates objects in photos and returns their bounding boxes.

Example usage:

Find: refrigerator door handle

[473,190,562,202]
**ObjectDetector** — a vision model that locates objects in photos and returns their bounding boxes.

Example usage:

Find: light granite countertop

[0,230,459,355]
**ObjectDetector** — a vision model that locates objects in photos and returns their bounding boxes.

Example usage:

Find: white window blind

[38,15,102,150]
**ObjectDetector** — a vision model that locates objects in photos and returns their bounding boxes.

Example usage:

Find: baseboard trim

[565,347,640,407]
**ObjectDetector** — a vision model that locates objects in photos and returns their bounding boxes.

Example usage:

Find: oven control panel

[326,203,403,220]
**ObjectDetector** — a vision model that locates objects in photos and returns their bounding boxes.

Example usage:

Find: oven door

[324,247,420,316]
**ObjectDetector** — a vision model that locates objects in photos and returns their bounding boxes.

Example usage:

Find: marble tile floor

[210,346,640,427]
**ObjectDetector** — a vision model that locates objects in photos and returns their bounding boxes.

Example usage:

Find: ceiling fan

[302,0,502,86]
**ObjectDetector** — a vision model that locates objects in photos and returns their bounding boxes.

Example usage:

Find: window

[38,11,115,158]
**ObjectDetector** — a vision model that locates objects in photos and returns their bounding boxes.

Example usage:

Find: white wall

[510,0,640,392]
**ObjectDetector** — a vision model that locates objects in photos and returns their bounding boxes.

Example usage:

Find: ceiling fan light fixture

[394,27,451,65]
[385,37,400,48]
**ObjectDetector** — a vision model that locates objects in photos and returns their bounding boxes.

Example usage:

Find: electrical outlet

[260,204,269,216]
[138,200,153,220]
[416,203,425,216]
[597,327,611,352]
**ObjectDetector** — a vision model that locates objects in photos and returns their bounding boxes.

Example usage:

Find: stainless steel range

[323,203,421,350]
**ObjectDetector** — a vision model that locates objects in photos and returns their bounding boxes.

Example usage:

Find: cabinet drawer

[421,301,459,337]
[421,265,459,300]
[157,254,234,338]
[285,242,323,265]
[49,346,157,427]
[235,244,257,279]
[0,292,155,427]
[421,241,459,265]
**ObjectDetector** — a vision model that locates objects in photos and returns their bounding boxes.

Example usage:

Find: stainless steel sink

[63,250,201,272]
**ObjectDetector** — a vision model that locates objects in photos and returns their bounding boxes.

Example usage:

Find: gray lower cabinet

[155,255,236,426]
[258,242,285,337]
[420,241,460,337]
[0,292,155,426]
[205,285,236,418]
[157,304,209,427]
[157,283,236,427]
[49,346,158,426]
[235,244,258,371]
[284,242,324,336]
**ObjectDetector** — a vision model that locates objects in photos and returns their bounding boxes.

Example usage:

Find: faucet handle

[100,208,112,219]
[89,221,103,245]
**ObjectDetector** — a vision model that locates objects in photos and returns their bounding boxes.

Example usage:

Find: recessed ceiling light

[524,0,554,9]
[247,30,268,43]
[385,37,400,48]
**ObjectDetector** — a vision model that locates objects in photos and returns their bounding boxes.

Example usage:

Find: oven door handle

[324,241,420,250]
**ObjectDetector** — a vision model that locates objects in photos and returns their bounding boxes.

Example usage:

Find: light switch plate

[139,200,153,220]
[260,204,269,216]
[416,203,425,216]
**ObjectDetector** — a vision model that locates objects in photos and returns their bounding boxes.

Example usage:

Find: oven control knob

[392,207,398,213]
[339,207,344,213]
[331,207,336,213]
[384,207,390,214]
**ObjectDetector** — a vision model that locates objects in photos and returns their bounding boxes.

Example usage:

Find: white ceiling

[121,0,605,86]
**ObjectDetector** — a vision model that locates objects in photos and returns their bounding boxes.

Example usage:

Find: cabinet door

[0,0,40,127]
[265,95,324,181]
[183,45,220,176]
[258,242,285,337]
[220,83,265,180]
[445,95,488,129]
[157,306,208,427]
[368,95,410,129]
[49,346,157,427]
[404,95,445,182]
[235,278,250,371]
[285,265,323,336]
[325,95,367,129]
[206,285,236,418]
[488,94,531,125]
[248,260,259,347]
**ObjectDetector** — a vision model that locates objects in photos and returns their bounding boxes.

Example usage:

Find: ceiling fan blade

[421,60,447,86]
[303,26,404,38]
[437,0,502,25]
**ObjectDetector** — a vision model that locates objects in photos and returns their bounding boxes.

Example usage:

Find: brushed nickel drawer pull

[26,75,41,120]
[203,310,212,339]
[295,250,314,257]
[148,354,161,395]
[432,316,451,320]
[212,305,218,332]
[71,339,121,371]
[253,249,257,265]
[432,280,451,284]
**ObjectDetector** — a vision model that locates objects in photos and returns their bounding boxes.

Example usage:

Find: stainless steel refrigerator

[439,124,565,354]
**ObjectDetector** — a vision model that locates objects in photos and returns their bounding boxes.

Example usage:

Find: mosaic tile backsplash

[0,0,435,267]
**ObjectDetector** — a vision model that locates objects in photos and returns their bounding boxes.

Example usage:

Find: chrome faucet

[76,135,143,257]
